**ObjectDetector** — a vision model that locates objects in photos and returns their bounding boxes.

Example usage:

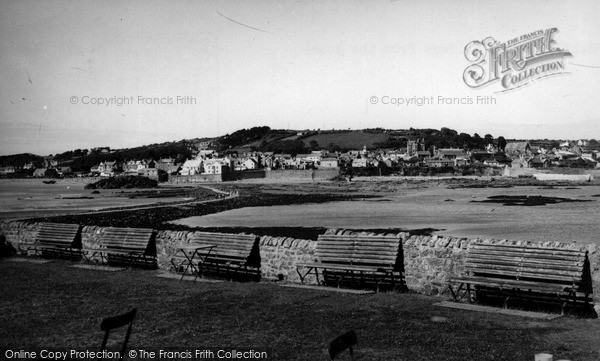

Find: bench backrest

[466,243,592,292]
[36,223,82,249]
[316,234,402,271]
[188,232,260,266]
[99,227,156,256]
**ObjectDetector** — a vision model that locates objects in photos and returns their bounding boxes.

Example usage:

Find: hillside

[300,131,389,150]
[5,126,596,173]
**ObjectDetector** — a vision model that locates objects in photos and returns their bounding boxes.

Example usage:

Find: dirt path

[51,186,240,216]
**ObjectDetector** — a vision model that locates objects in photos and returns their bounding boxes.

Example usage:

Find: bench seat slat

[467,262,582,274]
[305,263,397,273]
[173,232,260,281]
[451,276,577,293]
[449,243,592,313]
[296,234,403,291]
[23,223,82,259]
[84,227,156,268]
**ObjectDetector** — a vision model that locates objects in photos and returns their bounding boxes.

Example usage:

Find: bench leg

[180,261,193,283]
[296,267,317,285]
[83,250,103,264]
[448,283,466,302]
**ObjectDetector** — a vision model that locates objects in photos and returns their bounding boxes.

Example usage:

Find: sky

[1,0,599,156]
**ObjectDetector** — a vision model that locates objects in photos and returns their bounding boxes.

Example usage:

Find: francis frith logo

[463,28,572,91]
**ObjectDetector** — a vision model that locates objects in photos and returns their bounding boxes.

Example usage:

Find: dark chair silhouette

[100,308,137,361]
[328,330,358,360]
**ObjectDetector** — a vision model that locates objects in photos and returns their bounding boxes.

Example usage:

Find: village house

[483,159,504,168]
[97,161,119,177]
[33,168,47,177]
[559,141,572,150]
[58,166,73,176]
[436,148,466,160]
[293,154,314,169]
[511,156,530,168]
[271,154,293,169]
[140,168,159,180]
[123,160,148,174]
[306,151,323,163]
[527,155,551,168]
[581,152,597,161]
[0,166,15,175]
[470,150,495,162]
[351,158,368,168]
[262,153,274,169]
[44,158,58,168]
[179,159,203,175]
[195,140,213,150]
[318,158,339,169]
[232,156,259,171]
[198,149,215,158]
[203,158,231,174]
[554,150,580,161]
[156,158,179,174]
[243,158,259,170]
[415,150,431,160]
[425,158,454,168]
[505,141,531,157]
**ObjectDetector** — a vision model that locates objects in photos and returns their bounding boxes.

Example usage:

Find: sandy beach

[0,179,190,220]
[170,183,600,244]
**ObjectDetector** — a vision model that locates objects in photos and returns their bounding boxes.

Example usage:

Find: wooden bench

[170,244,216,282]
[448,243,593,314]
[19,223,82,260]
[172,232,260,281]
[296,234,405,292]
[84,227,157,269]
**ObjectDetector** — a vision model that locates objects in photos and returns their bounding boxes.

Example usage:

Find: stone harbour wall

[258,235,317,284]
[0,221,38,253]
[401,234,600,297]
[2,221,599,305]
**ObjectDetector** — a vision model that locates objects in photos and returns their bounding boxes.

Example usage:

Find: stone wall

[0,221,38,253]
[401,234,600,298]
[503,167,600,181]
[167,174,224,183]
[155,229,199,270]
[265,169,339,181]
[2,221,599,306]
[226,170,266,181]
[258,235,317,283]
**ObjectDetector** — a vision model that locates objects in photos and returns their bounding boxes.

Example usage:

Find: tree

[473,133,483,149]
[497,136,507,152]
[484,134,494,145]
[309,140,319,150]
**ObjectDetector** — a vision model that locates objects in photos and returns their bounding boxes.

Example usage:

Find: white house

[203,158,231,174]
[243,158,259,170]
[352,158,368,168]
[319,158,339,168]
[98,161,119,177]
[180,159,203,175]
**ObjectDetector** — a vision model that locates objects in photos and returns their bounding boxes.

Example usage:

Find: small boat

[43,180,56,184]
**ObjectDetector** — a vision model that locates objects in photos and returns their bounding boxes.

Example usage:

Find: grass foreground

[1,260,600,360]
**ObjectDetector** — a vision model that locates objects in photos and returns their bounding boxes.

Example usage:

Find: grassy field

[301,131,389,150]
[1,260,599,360]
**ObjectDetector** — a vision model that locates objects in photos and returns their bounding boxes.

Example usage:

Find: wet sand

[170,185,600,244]
[0,179,190,220]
